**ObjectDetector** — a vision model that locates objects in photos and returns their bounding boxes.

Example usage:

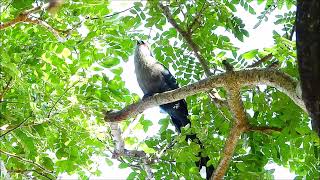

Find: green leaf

[14,130,36,158]
[56,148,69,159]
[105,158,113,166]
[119,162,129,169]
[236,162,247,172]
[125,137,137,145]
[12,0,33,9]
[242,49,258,60]
[101,58,120,68]
[127,171,138,179]
[111,67,123,75]
[42,157,54,171]
[141,119,153,132]
[159,118,169,133]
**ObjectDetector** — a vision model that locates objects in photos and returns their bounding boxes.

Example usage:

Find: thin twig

[187,1,208,34]
[0,149,55,176]
[247,54,273,68]
[0,3,49,30]
[0,115,32,138]
[1,119,51,136]
[289,23,295,41]
[47,80,80,118]
[0,77,13,100]
[90,6,134,20]
[24,17,62,39]
[8,169,53,180]
[158,3,212,76]
[248,126,282,133]
[104,6,134,18]
[1,0,13,14]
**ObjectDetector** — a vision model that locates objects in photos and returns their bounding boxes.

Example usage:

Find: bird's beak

[137,40,145,45]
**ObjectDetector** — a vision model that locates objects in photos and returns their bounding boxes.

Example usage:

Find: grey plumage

[134,40,189,133]
[134,40,214,179]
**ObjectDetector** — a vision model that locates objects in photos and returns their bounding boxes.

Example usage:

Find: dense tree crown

[0,0,318,179]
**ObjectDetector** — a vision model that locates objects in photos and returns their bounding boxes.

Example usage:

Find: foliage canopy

[0,0,318,179]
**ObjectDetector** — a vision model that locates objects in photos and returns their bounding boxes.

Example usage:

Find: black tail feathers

[198,156,214,180]
[160,101,214,179]
[190,135,214,179]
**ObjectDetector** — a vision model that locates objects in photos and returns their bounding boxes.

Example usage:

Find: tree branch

[0,77,13,100]
[158,3,212,76]
[47,80,80,118]
[8,169,53,180]
[0,115,32,138]
[104,6,134,18]
[187,1,208,34]
[158,2,228,107]
[24,17,62,39]
[143,159,154,180]
[248,126,283,133]
[108,122,154,178]
[247,54,273,68]
[0,3,50,30]
[211,85,248,180]
[104,69,306,122]
[0,2,65,40]
[289,23,295,41]
[109,122,125,155]
[0,149,55,176]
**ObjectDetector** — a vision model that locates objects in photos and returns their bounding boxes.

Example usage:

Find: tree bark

[296,0,320,136]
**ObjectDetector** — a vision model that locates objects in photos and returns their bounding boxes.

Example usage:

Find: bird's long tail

[160,101,214,180]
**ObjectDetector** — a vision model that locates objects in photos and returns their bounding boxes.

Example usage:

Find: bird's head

[135,40,152,57]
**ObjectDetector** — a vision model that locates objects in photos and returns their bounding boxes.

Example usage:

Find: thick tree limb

[104,69,306,122]
[108,122,154,178]
[105,69,305,178]
[296,0,320,136]
[109,122,125,155]
[211,84,248,180]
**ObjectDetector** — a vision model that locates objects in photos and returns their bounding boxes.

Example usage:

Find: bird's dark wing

[155,62,189,132]
[157,62,179,90]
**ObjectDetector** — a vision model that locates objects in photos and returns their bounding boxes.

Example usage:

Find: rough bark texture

[296,0,320,136]
[211,86,248,180]
[104,69,306,122]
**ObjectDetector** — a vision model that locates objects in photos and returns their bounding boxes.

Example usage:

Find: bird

[134,40,214,179]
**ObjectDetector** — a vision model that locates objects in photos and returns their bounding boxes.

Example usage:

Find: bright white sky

[60,1,296,179]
